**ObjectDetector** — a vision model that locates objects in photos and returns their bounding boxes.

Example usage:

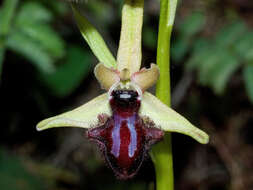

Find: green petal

[140,92,209,144]
[36,93,111,131]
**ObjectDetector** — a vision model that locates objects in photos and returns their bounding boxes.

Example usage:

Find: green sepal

[71,4,117,69]
[36,93,111,131]
[140,92,209,144]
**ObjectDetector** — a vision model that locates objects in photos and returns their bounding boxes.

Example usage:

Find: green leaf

[186,38,211,71]
[172,12,205,61]
[178,11,205,37]
[39,46,92,97]
[42,0,69,16]
[15,2,53,25]
[0,0,19,35]
[0,0,19,79]
[187,42,240,94]
[17,24,65,58]
[215,21,247,48]
[243,65,253,103]
[71,4,117,69]
[197,47,226,85]
[6,31,55,73]
[234,31,253,62]
[209,52,240,94]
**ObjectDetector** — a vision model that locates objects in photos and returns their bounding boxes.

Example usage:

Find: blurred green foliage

[0,0,92,97]
[0,149,44,190]
[39,46,92,97]
[172,11,253,102]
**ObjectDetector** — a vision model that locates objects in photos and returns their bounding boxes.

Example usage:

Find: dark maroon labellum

[88,90,164,179]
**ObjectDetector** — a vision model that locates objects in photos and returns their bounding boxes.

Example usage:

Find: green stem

[117,0,144,79]
[0,0,19,80]
[151,0,178,190]
[151,134,173,190]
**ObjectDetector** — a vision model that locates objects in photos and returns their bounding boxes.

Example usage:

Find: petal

[36,93,111,131]
[131,64,160,92]
[140,92,209,144]
[94,63,120,90]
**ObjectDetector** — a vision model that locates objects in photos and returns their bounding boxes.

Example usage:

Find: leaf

[197,48,225,85]
[188,46,240,94]
[178,11,205,37]
[186,38,212,72]
[209,52,240,94]
[17,24,65,58]
[6,31,55,73]
[0,0,18,79]
[39,46,92,97]
[215,21,247,48]
[234,31,253,62]
[36,93,111,131]
[71,4,117,69]
[172,12,205,62]
[15,2,53,25]
[140,92,209,144]
[0,0,18,35]
[243,65,253,103]
[43,0,69,16]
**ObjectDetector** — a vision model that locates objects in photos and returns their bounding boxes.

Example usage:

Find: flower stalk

[151,0,178,190]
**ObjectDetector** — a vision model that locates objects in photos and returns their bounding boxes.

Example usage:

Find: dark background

[1,0,253,189]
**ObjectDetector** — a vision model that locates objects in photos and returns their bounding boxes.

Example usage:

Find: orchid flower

[37,62,208,178]
[36,2,209,179]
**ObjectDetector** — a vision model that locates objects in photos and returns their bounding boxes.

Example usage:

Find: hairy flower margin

[37,62,209,144]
